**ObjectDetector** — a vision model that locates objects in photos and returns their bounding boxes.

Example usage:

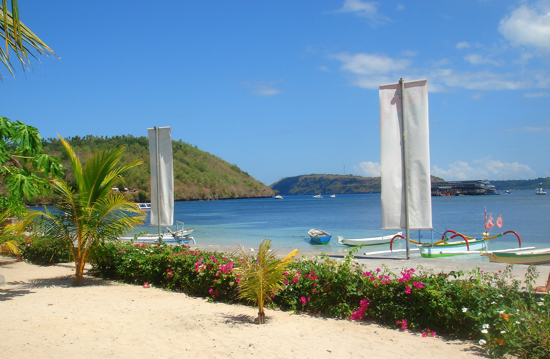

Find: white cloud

[244,81,281,96]
[337,0,390,25]
[524,92,550,97]
[397,4,405,11]
[464,54,503,66]
[499,3,550,52]
[456,41,471,49]
[334,52,410,75]
[506,125,550,132]
[432,158,536,181]
[430,68,531,90]
[355,161,381,177]
[401,50,418,57]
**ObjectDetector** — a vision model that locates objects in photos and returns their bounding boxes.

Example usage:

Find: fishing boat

[308,228,331,244]
[484,248,550,265]
[275,195,283,199]
[536,183,547,195]
[330,194,336,198]
[337,232,402,246]
[415,230,522,258]
[313,194,323,198]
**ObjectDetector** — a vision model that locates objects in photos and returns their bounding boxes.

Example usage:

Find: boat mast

[399,78,411,259]
[155,126,161,236]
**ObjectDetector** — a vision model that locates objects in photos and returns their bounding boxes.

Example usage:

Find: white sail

[148,126,174,226]
[379,79,432,230]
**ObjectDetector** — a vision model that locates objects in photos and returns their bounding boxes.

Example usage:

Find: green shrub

[16,236,72,265]
[87,243,549,358]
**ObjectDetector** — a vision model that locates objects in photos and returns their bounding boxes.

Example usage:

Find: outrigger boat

[482,248,550,265]
[308,228,332,244]
[338,232,402,246]
[365,208,523,258]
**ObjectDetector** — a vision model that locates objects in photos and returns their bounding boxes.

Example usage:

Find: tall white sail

[148,126,174,226]
[379,79,432,230]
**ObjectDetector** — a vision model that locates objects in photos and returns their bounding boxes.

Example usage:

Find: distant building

[431,180,500,196]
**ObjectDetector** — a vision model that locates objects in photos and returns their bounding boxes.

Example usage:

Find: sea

[131,189,549,257]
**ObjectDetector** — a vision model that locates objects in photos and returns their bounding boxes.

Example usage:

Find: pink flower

[413,281,424,289]
[284,279,289,284]
[301,297,307,306]
[143,282,150,288]
[292,277,300,284]
[396,319,408,330]
[422,332,428,337]
[405,286,412,294]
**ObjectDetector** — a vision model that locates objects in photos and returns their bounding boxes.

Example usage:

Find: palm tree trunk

[257,307,265,324]
[73,257,85,286]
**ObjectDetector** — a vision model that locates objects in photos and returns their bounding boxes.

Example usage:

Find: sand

[2,254,548,359]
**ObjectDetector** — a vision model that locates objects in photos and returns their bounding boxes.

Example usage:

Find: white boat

[536,183,547,195]
[275,195,283,199]
[137,203,151,210]
[337,232,402,246]
[120,221,195,244]
[313,194,323,198]
[121,127,196,245]
[330,194,336,198]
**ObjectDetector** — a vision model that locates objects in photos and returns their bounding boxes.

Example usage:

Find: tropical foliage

[0,0,57,78]
[0,209,19,256]
[0,116,63,201]
[234,239,299,324]
[84,242,549,358]
[16,136,146,286]
[40,135,273,202]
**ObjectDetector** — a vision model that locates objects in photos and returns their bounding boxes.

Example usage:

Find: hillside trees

[41,135,273,201]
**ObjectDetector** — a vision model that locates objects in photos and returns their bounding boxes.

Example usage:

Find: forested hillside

[271,174,446,195]
[271,175,381,195]
[39,135,273,202]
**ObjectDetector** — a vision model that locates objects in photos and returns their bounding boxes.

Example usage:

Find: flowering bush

[13,236,72,265]
[20,239,546,358]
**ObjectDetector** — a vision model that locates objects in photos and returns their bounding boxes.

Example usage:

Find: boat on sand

[338,232,402,246]
[483,248,550,265]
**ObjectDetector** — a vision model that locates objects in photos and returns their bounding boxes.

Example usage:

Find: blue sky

[2,1,550,185]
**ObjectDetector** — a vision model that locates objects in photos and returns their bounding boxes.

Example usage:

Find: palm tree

[0,209,20,256]
[17,136,146,286]
[1,1,57,78]
[235,239,299,324]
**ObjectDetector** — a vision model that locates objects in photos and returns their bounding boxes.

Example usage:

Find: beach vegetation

[0,1,58,78]
[0,116,63,200]
[15,136,146,286]
[20,238,550,357]
[234,239,299,324]
[39,135,273,202]
[0,209,20,256]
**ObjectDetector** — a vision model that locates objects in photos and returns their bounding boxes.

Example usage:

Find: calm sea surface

[132,190,549,256]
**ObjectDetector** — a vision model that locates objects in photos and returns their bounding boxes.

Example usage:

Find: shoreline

[1,256,485,358]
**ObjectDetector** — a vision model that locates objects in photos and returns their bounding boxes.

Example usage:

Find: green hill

[39,135,273,202]
[270,174,381,195]
[270,174,446,195]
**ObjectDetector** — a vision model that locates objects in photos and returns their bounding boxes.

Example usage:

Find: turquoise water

[132,190,549,255]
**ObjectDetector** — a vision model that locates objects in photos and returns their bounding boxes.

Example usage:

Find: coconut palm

[0,209,20,256]
[1,1,57,78]
[17,136,146,286]
[235,239,299,324]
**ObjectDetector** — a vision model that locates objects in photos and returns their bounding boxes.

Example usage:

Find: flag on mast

[148,126,174,227]
[379,79,432,230]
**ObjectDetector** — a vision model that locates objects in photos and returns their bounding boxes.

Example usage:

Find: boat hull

[420,239,488,258]
[488,250,550,265]
[308,229,331,244]
[338,232,402,246]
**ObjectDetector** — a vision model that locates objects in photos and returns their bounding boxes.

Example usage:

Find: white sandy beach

[1,254,548,359]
